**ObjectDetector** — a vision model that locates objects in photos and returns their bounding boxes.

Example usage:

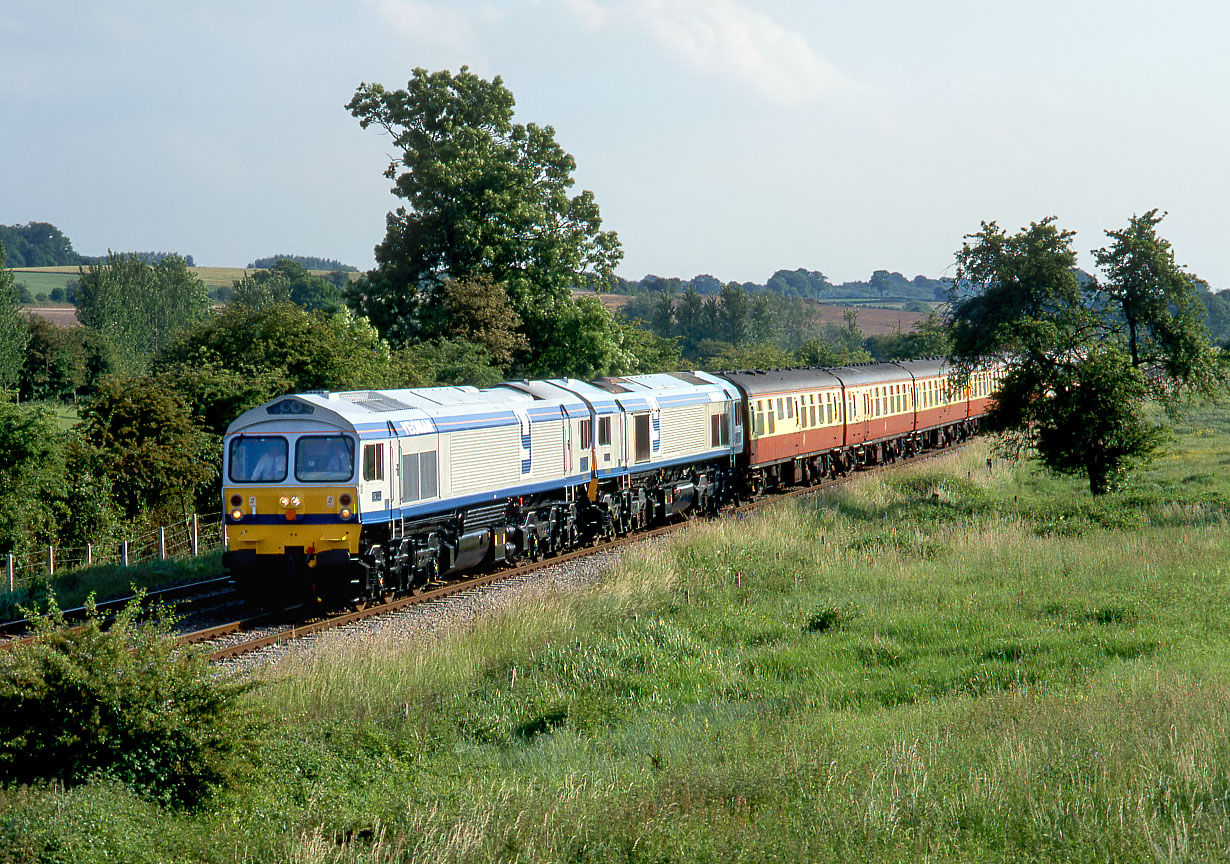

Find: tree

[948,216,1216,495]
[0,239,30,393]
[428,275,527,371]
[1093,210,1220,398]
[346,67,623,371]
[231,258,346,313]
[77,253,210,374]
[78,376,216,520]
[159,302,392,393]
[0,222,82,267]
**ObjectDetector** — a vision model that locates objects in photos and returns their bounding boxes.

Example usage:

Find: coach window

[776,397,784,419]
[580,418,593,450]
[810,396,817,428]
[767,409,775,435]
[786,398,794,420]
[598,416,612,446]
[363,442,384,482]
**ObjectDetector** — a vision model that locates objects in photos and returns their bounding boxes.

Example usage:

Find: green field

[7,265,351,299]
[4,410,1230,861]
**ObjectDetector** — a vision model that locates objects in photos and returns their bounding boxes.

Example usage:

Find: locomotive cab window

[598,416,611,446]
[296,435,355,482]
[580,418,593,450]
[229,435,288,483]
[363,442,384,481]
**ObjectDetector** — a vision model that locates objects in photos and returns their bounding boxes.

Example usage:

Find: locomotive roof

[226,370,737,437]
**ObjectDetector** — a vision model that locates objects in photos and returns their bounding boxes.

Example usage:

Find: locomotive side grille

[659,404,708,454]
[462,502,508,533]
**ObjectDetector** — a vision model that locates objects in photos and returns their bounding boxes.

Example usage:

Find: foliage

[248,254,356,272]
[866,312,950,361]
[77,377,216,520]
[0,222,83,267]
[0,402,67,558]
[1093,209,1222,402]
[428,274,528,371]
[391,338,505,388]
[230,258,345,314]
[0,240,29,393]
[159,302,392,393]
[0,401,123,564]
[0,595,256,808]
[18,316,117,402]
[347,67,623,375]
[1031,342,1170,492]
[76,253,210,375]
[949,215,1221,494]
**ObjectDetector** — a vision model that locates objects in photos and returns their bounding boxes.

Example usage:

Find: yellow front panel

[224,486,360,556]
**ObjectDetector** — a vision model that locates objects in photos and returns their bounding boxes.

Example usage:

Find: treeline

[0,222,196,268]
[248,254,356,272]
[598,267,949,305]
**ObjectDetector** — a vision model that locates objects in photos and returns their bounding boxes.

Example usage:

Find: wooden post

[47,546,54,577]
[191,514,199,557]
[5,555,13,594]
[158,527,166,560]
[121,540,129,567]
[86,543,93,566]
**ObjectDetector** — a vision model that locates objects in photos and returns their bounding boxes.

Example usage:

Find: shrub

[0,594,258,808]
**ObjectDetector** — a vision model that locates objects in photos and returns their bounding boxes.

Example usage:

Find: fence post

[86,543,93,567]
[5,555,13,594]
[47,546,54,577]
[158,527,167,560]
[121,540,129,567]
[191,514,199,557]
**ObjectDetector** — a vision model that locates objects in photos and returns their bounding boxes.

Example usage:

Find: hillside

[6,408,1230,860]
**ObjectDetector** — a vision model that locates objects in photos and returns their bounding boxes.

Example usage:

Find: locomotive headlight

[279,496,291,507]
[290,495,302,508]
[339,508,352,520]
[229,508,243,521]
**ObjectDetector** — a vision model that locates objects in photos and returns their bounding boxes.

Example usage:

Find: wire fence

[2,514,225,594]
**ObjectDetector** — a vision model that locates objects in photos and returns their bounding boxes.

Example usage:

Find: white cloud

[563,0,855,106]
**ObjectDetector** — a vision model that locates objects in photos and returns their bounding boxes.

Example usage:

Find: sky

[3,1,1228,289]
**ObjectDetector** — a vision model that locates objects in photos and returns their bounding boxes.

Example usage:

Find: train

[221,358,1003,606]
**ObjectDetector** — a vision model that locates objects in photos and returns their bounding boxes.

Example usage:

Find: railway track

[0,576,235,645]
[189,440,972,663]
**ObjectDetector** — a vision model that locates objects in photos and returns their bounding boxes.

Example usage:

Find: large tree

[77,253,210,375]
[948,216,1219,494]
[346,67,623,373]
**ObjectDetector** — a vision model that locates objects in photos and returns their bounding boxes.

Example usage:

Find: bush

[0,595,258,808]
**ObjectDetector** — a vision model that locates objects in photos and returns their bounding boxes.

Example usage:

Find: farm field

[4,409,1230,861]
[578,290,930,336]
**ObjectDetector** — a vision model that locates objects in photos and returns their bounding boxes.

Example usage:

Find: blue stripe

[360,474,593,523]
[227,513,355,526]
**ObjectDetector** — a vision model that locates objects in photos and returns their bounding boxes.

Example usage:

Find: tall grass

[5,419,1230,862]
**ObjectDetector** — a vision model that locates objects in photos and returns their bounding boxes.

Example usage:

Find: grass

[0,551,223,623]
[5,408,1230,861]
